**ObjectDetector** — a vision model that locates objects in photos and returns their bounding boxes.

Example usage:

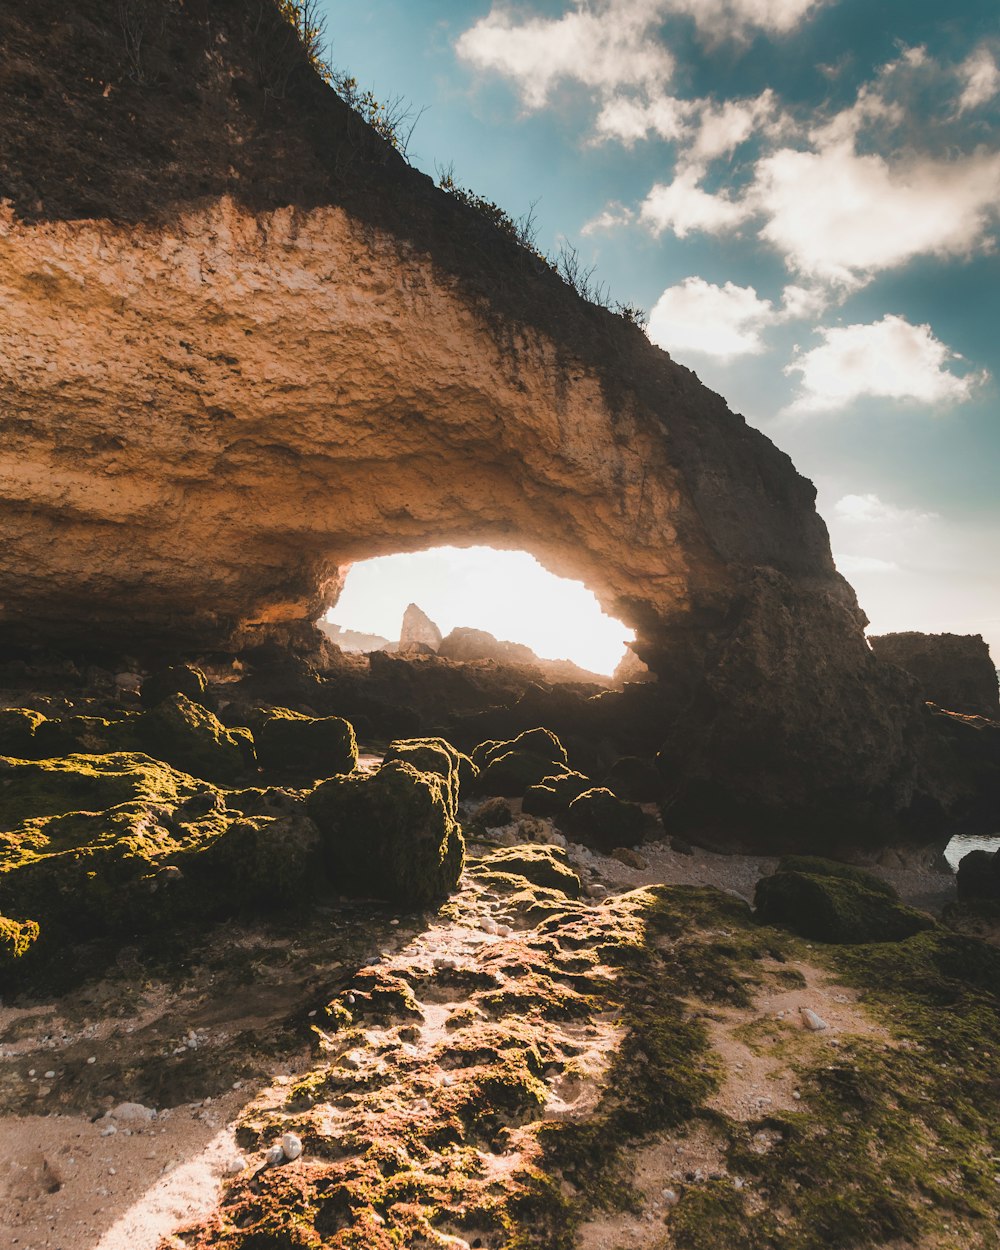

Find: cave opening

[323,545,636,679]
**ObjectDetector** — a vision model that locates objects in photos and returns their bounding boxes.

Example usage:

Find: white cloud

[690,89,785,160]
[754,140,1000,286]
[647,277,777,358]
[640,167,751,237]
[833,493,936,526]
[958,45,1000,113]
[594,91,693,144]
[580,202,636,235]
[779,283,830,320]
[785,315,986,413]
[455,1,674,109]
[667,0,829,39]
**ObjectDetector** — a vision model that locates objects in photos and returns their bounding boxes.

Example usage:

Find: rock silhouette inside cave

[0,0,982,852]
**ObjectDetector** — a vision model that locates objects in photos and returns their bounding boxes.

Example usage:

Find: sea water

[944,833,1000,871]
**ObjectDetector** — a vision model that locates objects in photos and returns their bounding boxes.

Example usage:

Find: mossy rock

[33,711,141,757]
[471,739,503,770]
[136,693,251,786]
[383,736,477,814]
[565,787,646,852]
[0,709,46,759]
[0,914,40,963]
[754,867,935,943]
[0,752,323,956]
[308,760,464,908]
[256,708,357,780]
[476,750,572,797]
[777,854,897,897]
[603,755,661,802]
[522,770,592,817]
[139,664,209,709]
[479,845,582,898]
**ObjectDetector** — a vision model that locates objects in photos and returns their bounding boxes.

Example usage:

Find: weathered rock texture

[870,632,1000,720]
[0,0,961,850]
[399,603,442,652]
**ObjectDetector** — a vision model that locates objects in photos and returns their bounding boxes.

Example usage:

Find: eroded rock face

[870,632,1000,719]
[399,604,442,652]
[0,0,961,850]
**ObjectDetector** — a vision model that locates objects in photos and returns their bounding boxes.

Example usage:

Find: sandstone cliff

[0,0,957,849]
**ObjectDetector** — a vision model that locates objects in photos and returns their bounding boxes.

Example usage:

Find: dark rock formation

[0,0,978,852]
[869,632,1000,719]
[957,848,1000,901]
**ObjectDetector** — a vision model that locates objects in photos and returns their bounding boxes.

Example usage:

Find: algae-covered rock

[34,711,141,757]
[383,736,477,813]
[479,845,582,898]
[471,739,503,770]
[522,770,593,817]
[468,796,513,829]
[308,760,464,907]
[0,753,323,956]
[754,864,935,943]
[477,750,572,797]
[0,913,39,963]
[565,787,646,852]
[604,755,661,802]
[256,708,357,780]
[0,708,46,759]
[139,664,209,709]
[137,693,251,785]
[777,854,897,897]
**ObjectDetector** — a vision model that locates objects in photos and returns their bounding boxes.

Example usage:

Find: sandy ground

[2,832,960,1250]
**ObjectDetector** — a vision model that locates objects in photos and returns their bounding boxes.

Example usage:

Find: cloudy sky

[322,0,999,669]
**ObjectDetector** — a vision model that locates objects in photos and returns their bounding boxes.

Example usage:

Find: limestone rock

[870,632,1000,719]
[255,708,358,780]
[0,0,973,852]
[439,628,538,666]
[400,604,443,652]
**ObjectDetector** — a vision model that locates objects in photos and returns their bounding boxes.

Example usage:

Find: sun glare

[328,547,633,676]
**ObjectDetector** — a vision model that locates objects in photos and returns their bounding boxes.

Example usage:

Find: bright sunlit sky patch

[330,548,634,675]
[321,0,1000,662]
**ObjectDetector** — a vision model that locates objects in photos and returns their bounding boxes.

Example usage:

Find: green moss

[522,770,592,817]
[754,868,935,944]
[137,693,252,785]
[0,708,46,758]
[476,845,582,898]
[776,854,897,898]
[307,760,464,908]
[0,913,39,963]
[382,736,474,814]
[565,787,646,852]
[256,709,358,780]
[139,663,208,709]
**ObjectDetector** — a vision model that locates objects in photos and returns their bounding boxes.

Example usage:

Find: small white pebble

[87,1056,97,1065]
[222,1153,246,1176]
[101,1125,118,1137]
[44,1070,56,1079]
[281,1133,303,1161]
[662,1188,679,1206]
[480,917,498,935]
[390,919,399,926]
[265,1144,285,1166]
[792,1090,801,1100]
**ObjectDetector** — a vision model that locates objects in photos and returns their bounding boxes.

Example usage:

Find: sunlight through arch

[326,546,634,676]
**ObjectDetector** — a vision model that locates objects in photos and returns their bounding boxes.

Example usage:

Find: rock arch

[0,0,946,850]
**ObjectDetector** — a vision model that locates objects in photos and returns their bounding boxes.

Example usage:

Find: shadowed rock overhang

[0,0,975,851]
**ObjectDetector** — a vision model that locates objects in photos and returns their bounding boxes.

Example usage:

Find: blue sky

[321,0,999,666]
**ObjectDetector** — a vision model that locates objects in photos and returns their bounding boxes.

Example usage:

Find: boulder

[256,708,358,780]
[477,750,572,798]
[139,664,209,710]
[308,760,465,907]
[137,693,252,786]
[522,770,593,817]
[956,848,1000,901]
[565,788,646,852]
[0,708,46,758]
[383,736,478,809]
[438,627,538,666]
[0,914,40,964]
[754,861,934,943]
[478,846,582,898]
[603,755,661,802]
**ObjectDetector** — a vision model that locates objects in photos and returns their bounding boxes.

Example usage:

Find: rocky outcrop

[870,632,1000,719]
[319,621,391,654]
[0,0,971,851]
[399,603,442,652]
